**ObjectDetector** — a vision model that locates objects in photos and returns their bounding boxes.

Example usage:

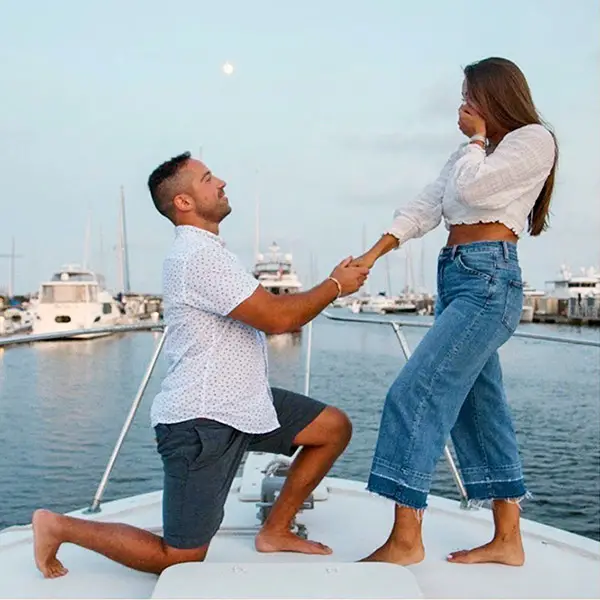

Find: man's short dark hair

[148,152,191,222]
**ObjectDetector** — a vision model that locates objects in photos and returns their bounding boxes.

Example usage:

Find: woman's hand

[350,253,376,269]
[350,235,400,269]
[458,104,486,139]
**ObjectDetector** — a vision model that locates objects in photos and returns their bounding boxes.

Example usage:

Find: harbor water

[0,314,598,542]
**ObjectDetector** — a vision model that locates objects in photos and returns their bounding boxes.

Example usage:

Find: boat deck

[1,454,598,599]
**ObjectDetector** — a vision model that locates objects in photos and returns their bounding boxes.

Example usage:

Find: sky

[1,0,599,296]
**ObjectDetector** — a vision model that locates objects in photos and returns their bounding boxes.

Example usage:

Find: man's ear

[173,193,193,213]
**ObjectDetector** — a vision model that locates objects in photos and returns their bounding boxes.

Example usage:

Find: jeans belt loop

[502,241,508,262]
[450,245,458,260]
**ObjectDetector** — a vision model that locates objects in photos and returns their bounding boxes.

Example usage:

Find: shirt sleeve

[182,245,259,316]
[385,149,461,245]
[452,124,556,209]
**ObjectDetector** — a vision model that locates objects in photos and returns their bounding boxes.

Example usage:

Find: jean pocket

[190,424,236,470]
[455,253,495,282]
[155,424,174,452]
[501,280,524,332]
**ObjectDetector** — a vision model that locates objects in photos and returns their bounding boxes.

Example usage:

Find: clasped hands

[327,252,377,298]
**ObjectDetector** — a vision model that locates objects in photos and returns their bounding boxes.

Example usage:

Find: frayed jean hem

[464,477,528,503]
[367,471,428,510]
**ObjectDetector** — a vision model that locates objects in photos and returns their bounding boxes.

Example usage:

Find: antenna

[0,238,23,298]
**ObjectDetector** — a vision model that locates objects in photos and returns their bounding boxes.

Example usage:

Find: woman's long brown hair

[464,57,558,236]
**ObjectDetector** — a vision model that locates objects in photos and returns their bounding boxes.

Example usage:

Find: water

[1,315,599,541]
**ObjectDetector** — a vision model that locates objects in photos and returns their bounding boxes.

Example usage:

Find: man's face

[180,159,230,223]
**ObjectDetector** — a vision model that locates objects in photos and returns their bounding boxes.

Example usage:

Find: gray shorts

[154,387,327,549]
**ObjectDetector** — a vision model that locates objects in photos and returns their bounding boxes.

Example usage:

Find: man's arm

[229,279,338,334]
[229,257,368,334]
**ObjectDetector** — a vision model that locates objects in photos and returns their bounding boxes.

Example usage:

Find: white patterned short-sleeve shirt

[150,225,280,434]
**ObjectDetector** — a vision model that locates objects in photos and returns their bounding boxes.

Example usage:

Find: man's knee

[320,406,353,447]
[293,405,352,449]
[161,541,209,571]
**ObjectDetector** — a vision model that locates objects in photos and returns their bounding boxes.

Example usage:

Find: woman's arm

[353,233,399,268]
[453,124,555,208]
[354,149,461,268]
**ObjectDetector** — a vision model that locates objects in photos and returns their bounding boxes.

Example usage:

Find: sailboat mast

[254,169,260,260]
[362,224,371,295]
[420,239,426,293]
[9,237,15,298]
[83,210,92,270]
[385,254,393,296]
[98,225,105,278]
[120,186,131,293]
[117,193,124,292]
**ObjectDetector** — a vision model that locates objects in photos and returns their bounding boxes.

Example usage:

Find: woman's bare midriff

[446,222,518,246]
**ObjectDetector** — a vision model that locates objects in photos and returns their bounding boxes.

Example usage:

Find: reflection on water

[0,315,598,541]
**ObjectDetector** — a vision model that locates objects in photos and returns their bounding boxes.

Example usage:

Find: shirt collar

[175,225,225,247]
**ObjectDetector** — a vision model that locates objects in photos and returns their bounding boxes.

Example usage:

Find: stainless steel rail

[322,311,600,348]
[389,321,469,503]
[86,328,168,512]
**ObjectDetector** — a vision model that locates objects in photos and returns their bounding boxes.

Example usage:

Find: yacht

[545,266,600,300]
[31,265,122,339]
[0,316,598,599]
[252,243,302,295]
[355,294,418,315]
[0,306,34,336]
[358,293,397,315]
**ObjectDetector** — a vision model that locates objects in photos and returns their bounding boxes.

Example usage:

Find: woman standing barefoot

[355,57,557,566]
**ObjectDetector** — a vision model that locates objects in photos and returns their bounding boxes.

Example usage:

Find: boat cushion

[151,562,423,599]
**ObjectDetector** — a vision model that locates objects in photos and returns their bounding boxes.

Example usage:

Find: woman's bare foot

[447,536,525,566]
[255,528,332,555]
[360,539,425,566]
[32,509,69,578]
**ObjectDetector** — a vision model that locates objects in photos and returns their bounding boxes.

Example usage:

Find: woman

[354,57,557,567]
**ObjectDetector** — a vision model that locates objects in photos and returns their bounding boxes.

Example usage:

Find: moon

[222,62,234,76]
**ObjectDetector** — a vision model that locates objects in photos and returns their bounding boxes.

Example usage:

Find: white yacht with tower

[29,187,133,339]
[252,242,302,296]
[31,265,122,338]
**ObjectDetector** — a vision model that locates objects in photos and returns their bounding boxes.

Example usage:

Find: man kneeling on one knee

[32,152,369,578]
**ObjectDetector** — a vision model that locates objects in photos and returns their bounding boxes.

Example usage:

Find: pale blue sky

[1,0,598,295]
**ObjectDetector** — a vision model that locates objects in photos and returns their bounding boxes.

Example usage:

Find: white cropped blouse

[386,124,556,244]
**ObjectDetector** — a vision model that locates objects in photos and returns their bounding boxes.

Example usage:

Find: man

[32,152,369,578]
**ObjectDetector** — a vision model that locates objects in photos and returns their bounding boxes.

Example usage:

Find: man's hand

[329,257,369,296]
[458,103,486,139]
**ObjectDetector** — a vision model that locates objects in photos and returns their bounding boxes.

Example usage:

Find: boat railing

[322,311,600,506]
[1,316,598,513]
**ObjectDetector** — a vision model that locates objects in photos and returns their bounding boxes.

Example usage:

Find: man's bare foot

[447,536,525,566]
[359,539,425,566]
[255,529,332,555]
[32,509,69,578]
